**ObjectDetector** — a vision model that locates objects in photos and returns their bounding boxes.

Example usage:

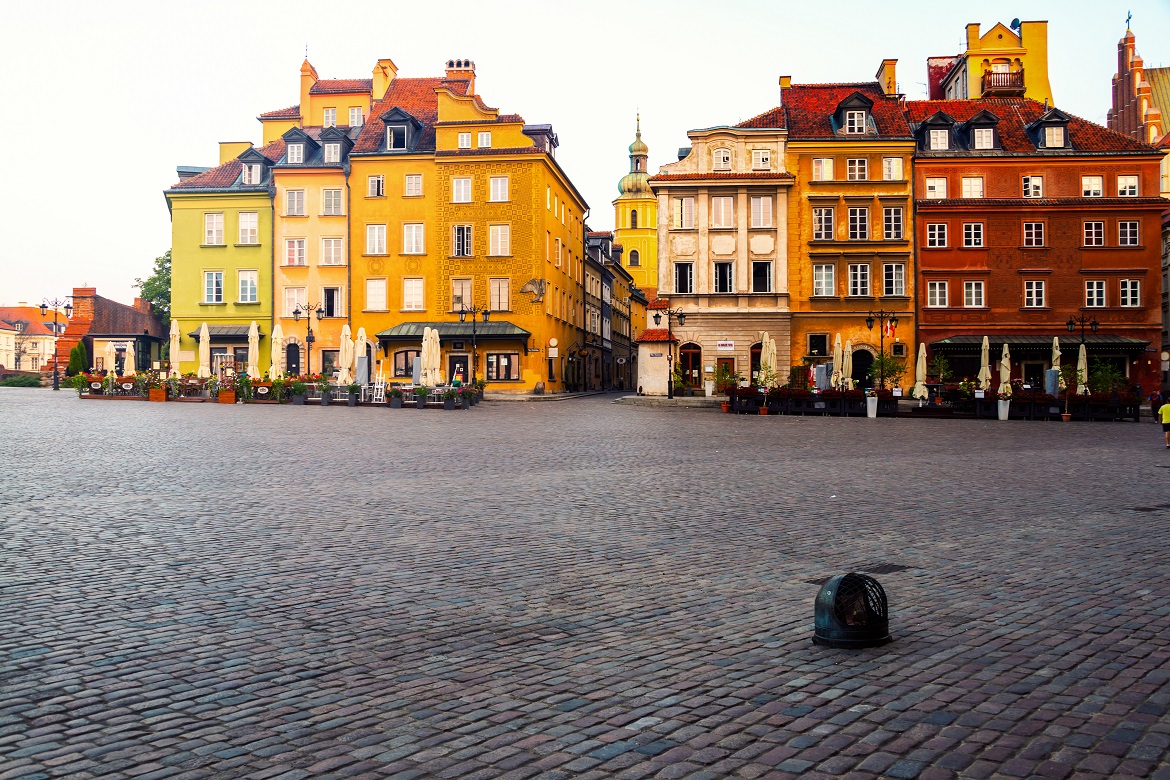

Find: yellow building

[928,20,1052,104]
[613,117,659,293]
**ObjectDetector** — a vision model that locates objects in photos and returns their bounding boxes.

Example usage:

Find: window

[322,189,343,215]
[847,158,868,180]
[323,143,340,163]
[453,225,473,257]
[320,350,340,377]
[204,213,223,245]
[927,223,947,248]
[813,158,834,181]
[961,177,984,198]
[478,131,491,148]
[486,353,520,381]
[286,190,305,216]
[458,132,471,149]
[673,197,694,228]
[628,250,640,267]
[973,127,994,149]
[489,176,509,202]
[321,237,344,265]
[1118,175,1139,196]
[394,349,420,377]
[711,196,734,228]
[883,207,903,240]
[284,286,306,316]
[285,239,306,266]
[813,207,834,240]
[554,237,562,266]
[405,174,422,197]
[287,144,303,164]
[365,278,386,311]
[1044,126,1064,147]
[386,126,406,150]
[1022,176,1043,198]
[323,108,336,127]
[366,224,386,254]
[1120,279,1141,307]
[349,107,363,127]
[489,224,510,255]
[752,149,770,170]
[368,175,384,197]
[451,278,472,310]
[925,177,947,199]
[844,110,866,134]
[964,222,984,247]
[1119,221,1140,246]
[452,177,472,203]
[403,279,424,310]
[238,212,258,244]
[1082,176,1103,197]
[1085,280,1106,308]
[242,163,262,185]
[630,210,638,228]
[714,262,734,293]
[964,280,984,307]
[809,333,830,357]
[750,196,772,228]
[322,287,342,318]
[1024,280,1046,307]
[848,207,868,240]
[752,261,772,293]
[403,224,425,254]
[712,148,731,170]
[1084,221,1104,246]
[204,271,223,303]
[813,264,835,296]
[926,281,947,307]
[848,264,870,296]
[929,128,949,150]
[883,263,905,296]
[1023,222,1045,247]
[490,278,510,311]
[883,157,903,180]
[675,262,694,294]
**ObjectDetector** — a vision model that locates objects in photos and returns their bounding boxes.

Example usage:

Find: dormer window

[349,107,363,127]
[712,148,732,170]
[845,110,866,134]
[324,143,340,164]
[387,126,407,150]
[287,144,304,164]
[1044,126,1064,148]
[752,149,770,170]
[929,129,949,150]
[973,128,994,149]
[323,108,336,128]
[241,163,262,185]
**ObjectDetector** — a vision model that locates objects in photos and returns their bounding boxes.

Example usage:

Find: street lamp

[865,309,899,390]
[457,302,490,383]
[292,302,324,375]
[39,297,73,391]
[1066,314,1099,347]
[652,307,686,399]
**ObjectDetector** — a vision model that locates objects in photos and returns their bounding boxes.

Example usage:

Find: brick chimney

[875,59,898,97]
[371,57,398,100]
[445,59,476,94]
[133,297,152,314]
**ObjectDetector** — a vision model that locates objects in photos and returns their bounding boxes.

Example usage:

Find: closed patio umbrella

[122,341,136,377]
[913,342,927,399]
[1076,343,1089,395]
[338,323,354,385]
[269,322,283,379]
[354,327,368,384]
[842,340,854,390]
[831,333,843,389]
[247,321,260,379]
[104,340,117,375]
[998,343,1012,397]
[1051,337,1062,389]
[197,322,211,379]
[976,336,991,390]
[168,319,180,376]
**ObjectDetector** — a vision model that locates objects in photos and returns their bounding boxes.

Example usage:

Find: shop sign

[716,340,734,351]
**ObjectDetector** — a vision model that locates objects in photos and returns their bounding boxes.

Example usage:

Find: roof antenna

[305,43,309,59]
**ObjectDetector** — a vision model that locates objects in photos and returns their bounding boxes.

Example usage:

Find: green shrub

[0,374,43,387]
[66,344,86,376]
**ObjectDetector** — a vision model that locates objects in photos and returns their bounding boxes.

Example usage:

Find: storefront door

[448,354,469,384]
[680,343,702,387]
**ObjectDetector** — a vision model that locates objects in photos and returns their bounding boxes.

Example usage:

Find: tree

[134,249,171,321]
[11,320,31,371]
[66,343,87,376]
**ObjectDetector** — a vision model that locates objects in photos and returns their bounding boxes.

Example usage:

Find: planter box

[148,388,166,402]
[416,397,428,409]
[291,394,306,405]
[218,390,236,405]
[251,383,274,402]
[389,397,403,408]
[348,393,359,407]
[443,398,456,410]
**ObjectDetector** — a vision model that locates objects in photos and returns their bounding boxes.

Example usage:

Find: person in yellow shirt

[1160,400,1170,448]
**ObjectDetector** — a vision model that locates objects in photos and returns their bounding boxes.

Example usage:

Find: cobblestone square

[2,389,1169,780]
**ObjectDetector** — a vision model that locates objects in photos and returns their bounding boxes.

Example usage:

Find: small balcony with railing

[981,68,1025,96]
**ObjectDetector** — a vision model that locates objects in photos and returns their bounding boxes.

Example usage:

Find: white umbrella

[427,328,443,385]
[913,342,927,399]
[122,341,136,377]
[168,319,180,377]
[338,323,354,385]
[104,340,117,375]
[764,333,777,388]
[998,343,1012,397]
[247,321,260,379]
[1076,343,1089,395]
[830,333,843,389]
[420,327,436,386]
[977,336,992,390]
[197,322,211,379]
[269,322,283,379]
[1052,337,1062,389]
[842,340,853,390]
[354,327,368,384]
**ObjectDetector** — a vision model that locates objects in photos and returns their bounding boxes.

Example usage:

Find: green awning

[931,334,1149,355]
[375,321,531,345]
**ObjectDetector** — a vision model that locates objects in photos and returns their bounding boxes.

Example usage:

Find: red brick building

[906,98,1166,391]
[55,287,167,373]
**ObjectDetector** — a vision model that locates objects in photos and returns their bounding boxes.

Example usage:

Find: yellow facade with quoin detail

[613,117,659,293]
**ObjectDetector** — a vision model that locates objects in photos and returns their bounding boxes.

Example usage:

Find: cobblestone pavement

[2,388,1169,780]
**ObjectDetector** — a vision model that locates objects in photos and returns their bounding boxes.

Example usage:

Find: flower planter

[148,388,167,403]
[461,397,471,410]
[759,406,769,415]
[866,396,878,418]
[416,396,427,409]
[1061,413,1072,422]
[389,397,403,409]
[443,398,456,410]
[348,393,359,407]
[291,394,306,405]
[720,401,732,413]
[218,389,236,405]
[997,400,1010,420]
[320,392,331,407]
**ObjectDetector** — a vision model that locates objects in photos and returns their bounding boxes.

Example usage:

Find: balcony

[981,69,1025,96]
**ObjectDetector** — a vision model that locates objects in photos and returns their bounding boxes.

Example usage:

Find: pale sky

[2,0,1168,308]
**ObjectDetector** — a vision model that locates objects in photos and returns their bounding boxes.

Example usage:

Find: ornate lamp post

[865,309,899,390]
[652,307,686,399]
[39,297,73,391]
[1067,314,1099,348]
[292,302,324,375]
[458,302,490,384]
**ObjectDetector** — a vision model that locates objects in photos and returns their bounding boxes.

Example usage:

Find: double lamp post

[40,297,73,391]
[653,307,686,399]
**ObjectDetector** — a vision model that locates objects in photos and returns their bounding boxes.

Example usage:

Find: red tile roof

[647,299,670,310]
[170,139,286,190]
[259,105,300,119]
[741,82,912,140]
[649,171,794,182]
[0,307,54,336]
[587,231,613,238]
[637,328,677,343]
[904,98,1158,154]
[352,77,473,154]
[309,79,372,95]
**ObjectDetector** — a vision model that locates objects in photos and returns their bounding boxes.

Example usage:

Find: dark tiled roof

[188,324,264,340]
[918,197,1169,208]
[309,79,373,94]
[259,105,300,119]
[170,140,286,190]
[352,78,472,154]
[375,321,531,341]
[741,83,912,140]
[648,171,794,182]
[87,296,167,339]
[435,146,542,157]
[437,113,526,125]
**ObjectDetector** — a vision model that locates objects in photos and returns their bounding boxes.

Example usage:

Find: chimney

[219,141,253,164]
[875,59,898,97]
[966,23,981,50]
[371,57,398,100]
[299,58,318,122]
[445,59,476,94]
[779,75,791,105]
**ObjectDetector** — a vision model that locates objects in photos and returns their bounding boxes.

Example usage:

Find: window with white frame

[925,177,947,199]
[844,110,866,134]
[284,286,306,317]
[457,132,471,149]
[883,157,903,180]
[752,261,772,293]
[489,224,510,255]
[752,149,770,170]
[848,263,870,296]
[848,207,868,240]
[490,278,510,311]
[323,108,336,127]
[489,176,509,202]
[403,279,424,310]
[1024,279,1046,307]
[1023,221,1045,247]
[349,107,363,127]
[883,263,905,296]
[714,262,734,293]
[712,148,732,170]
[287,144,304,164]
[1044,126,1064,147]
[321,237,344,265]
[239,270,258,302]
[1120,279,1141,307]
[884,207,903,240]
[403,223,425,254]
[242,163,262,185]
[927,223,947,247]
[554,238,562,266]
[1118,175,1139,196]
[750,196,772,228]
[386,126,407,150]
[847,158,868,180]
[673,197,694,228]
[204,271,223,303]
[973,127,994,149]
[404,174,422,197]
[813,264,835,296]
[323,143,340,163]
[964,222,984,247]
[675,262,694,294]
[286,190,305,216]
[927,280,948,307]
[238,212,258,244]
[964,280,984,307]
[478,131,491,148]
[368,175,384,197]
[813,207,834,240]
[929,128,949,150]
[1082,175,1103,197]
[452,177,471,203]
[1119,220,1140,246]
[285,238,306,266]
[961,177,984,198]
[321,287,342,318]
[711,196,734,228]
[1084,221,1104,246]
[323,189,343,215]
[365,278,386,311]
[366,224,386,254]
[453,225,473,257]
[813,158,834,181]
[204,213,224,245]
[1022,176,1043,198]
[451,278,472,310]
[1085,280,1106,307]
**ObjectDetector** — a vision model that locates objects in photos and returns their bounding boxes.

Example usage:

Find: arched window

[712,148,732,170]
[630,210,638,229]
[629,250,640,267]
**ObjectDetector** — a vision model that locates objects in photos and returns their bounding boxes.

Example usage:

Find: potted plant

[147,371,166,402]
[997,388,1012,420]
[164,374,181,400]
[269,377,286,403]
[289,378,308,405]
[415,385,431,409]
[347,382,361,407]
[234,373,253,403]
[388,387,404,409]
[317,375,332,406]
[460,386,474,409]
[442,388,458,410]
[1059,363,1080,421]
[473,378,487,403]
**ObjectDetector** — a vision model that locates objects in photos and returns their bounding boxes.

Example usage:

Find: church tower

[613,116,658,292]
